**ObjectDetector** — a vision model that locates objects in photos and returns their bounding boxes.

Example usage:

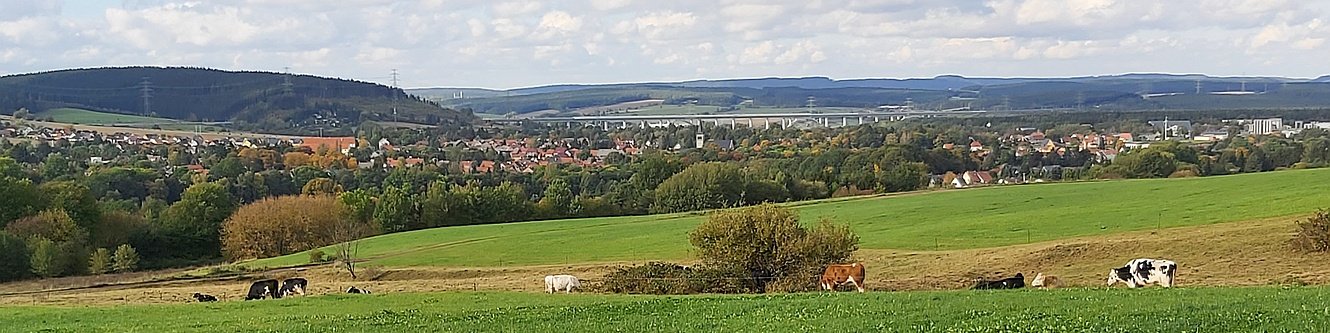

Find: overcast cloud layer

[1,0,1329,88]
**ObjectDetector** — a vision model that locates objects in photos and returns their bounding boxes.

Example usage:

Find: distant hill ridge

[1,67,470,135]
[413,73,1330,116]
[411,73,1322,97]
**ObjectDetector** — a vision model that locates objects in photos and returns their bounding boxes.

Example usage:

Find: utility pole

[139,77,153,116]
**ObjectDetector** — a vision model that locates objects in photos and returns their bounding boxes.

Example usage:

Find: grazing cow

[346,286,371,294]
[820,263,866,293]
[1107,258,1177,288]
[1031,273,1059,289]
[192,293,218,302]
[973,273,1025,290]
[245,279,279,300]
[544,275,581,293]
[279,278,308,297]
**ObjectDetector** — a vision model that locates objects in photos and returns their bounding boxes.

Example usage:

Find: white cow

[544,274,581,293]
[1107,258,1177,288]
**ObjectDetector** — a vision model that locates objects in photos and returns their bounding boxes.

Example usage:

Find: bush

[112,244,139,273]
[597,262,755,295]
[308,249,328,263]
[29,237,64,278]
[1293,210,1330,253]
[89,248,112,275]
[689,204,859,293]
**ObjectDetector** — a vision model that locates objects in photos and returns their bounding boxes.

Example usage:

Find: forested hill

[0,67,472,134]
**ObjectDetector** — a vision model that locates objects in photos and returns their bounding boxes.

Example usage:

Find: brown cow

[820,263,866,292]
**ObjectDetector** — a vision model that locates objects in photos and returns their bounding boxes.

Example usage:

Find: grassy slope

[250,169,1330,268]
[37,108,178,124]
[4,288,1330,332]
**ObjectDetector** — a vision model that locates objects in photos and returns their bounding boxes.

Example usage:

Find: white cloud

[0,0,1328,88]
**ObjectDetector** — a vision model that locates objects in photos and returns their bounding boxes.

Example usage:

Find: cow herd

[188,278,374,303]
[538,258,1175,295]
[970,258,1178,291]
[186,257,1176,302]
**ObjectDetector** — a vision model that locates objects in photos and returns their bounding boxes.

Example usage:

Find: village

[2,115,1326,182]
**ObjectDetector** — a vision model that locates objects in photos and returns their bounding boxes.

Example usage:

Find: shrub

[597,262,755,295]
[29,237,64,278]
[308,249,328,263]
[689,204,859,293]
[112,244,139,273]
[1293,210,1330,253]
[89,248,112,275]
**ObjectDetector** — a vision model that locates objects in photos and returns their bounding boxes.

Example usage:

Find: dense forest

[0,67,472,135]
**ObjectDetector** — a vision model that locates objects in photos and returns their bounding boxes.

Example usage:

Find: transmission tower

[391,69,400,123]
[806,96,816,113]
[281,66,294,94]
[139,77,153,115]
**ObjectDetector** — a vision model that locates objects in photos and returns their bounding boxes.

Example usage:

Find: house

[969,140,984,152]
[477,160,496,173]
[962,171,993,186]
[951,176,968,188]
[299,137,357,154]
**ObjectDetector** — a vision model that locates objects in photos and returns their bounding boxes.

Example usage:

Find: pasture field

[36,108,178,124]
[3,287,1329,332]
[249,168,1330,269]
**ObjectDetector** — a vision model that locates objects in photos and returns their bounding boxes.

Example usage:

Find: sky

[1,0,1329,89]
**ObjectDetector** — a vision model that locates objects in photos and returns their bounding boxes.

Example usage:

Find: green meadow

[4,287,1328,332]
[249,168,1330,268]
[36,108,178,124]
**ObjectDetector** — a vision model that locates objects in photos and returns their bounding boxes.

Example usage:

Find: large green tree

[0,231,30,281]
[157,182,237,259]
[652,162,745,213]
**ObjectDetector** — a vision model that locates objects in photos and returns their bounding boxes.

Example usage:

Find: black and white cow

[192,293,218,302]
[972,273,1025,290]
[346,286,371,294]
[245,279,280,300]
[1107,258,1177,288]
[279,278,308,297]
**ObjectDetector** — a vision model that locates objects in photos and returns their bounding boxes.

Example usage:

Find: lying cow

[346,286,372,294]
[544,274,581,293]
[1108,258,1177,288]
[192,293,218,302]
[279,278,308,297]
[245,279,279,300]
[1031,273,1059,289]
[973,273,1025,290]
[820,263,866,292]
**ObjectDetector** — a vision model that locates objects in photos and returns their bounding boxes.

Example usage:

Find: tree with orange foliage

[283,152,312,169]
[219,195,347,261]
